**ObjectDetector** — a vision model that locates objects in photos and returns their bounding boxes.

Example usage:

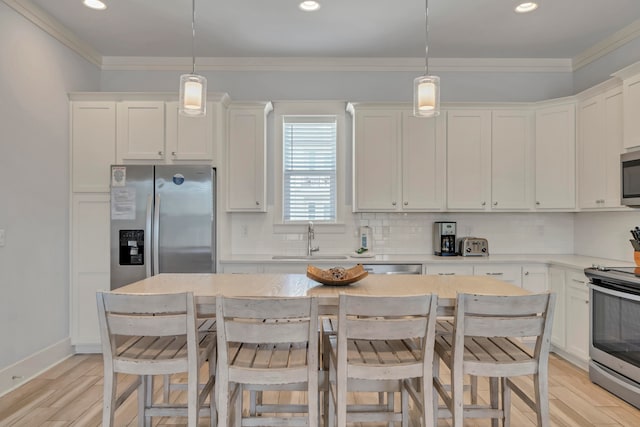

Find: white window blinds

[283,117,337,222]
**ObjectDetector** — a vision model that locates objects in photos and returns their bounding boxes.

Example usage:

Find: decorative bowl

[306,264,368,286]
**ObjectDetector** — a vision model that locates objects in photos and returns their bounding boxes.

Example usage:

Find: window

[283,116,337,222]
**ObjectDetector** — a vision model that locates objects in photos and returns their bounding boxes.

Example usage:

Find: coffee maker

[433,221,457,256]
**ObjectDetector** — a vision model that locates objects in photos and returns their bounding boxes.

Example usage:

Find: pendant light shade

[179,0,206,117]
[413,0,440,117]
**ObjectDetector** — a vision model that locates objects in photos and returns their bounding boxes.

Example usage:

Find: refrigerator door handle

[153,194,161,276]
[144,194,153,278]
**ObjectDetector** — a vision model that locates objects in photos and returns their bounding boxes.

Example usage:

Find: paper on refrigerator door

[111,187,136,220]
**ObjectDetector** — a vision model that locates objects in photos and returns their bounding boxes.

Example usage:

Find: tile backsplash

[228,208,575,256]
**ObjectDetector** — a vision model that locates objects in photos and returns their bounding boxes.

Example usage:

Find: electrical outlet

[0,229,5,247]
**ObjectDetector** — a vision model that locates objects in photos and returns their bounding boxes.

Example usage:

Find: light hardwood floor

[0,353,639,426]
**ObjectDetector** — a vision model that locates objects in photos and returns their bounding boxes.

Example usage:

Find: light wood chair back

[96,291,215,427]
[434,292,556,427]
[327,293,438,427]
[216,295,319,427]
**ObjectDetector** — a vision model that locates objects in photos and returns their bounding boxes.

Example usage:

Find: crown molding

[101,56,573,73]
[2,0,101,67]
[573,18,640,71]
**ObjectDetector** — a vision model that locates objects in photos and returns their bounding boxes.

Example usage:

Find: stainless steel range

[584,266,640,409]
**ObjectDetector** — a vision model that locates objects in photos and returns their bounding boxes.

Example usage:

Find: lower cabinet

[424,264,474,276]
[548,266,590,368]
[474,264,522,286]
[521,264,548,292]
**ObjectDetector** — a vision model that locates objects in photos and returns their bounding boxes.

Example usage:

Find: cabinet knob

[524,271,529,276]
[256,201,260,206]
[171,151,176,156]
[403,201,408,206]
[536,201,541,206]
[392,201,397,206]
[481,201,486,206]
[158,151,163,156]
[493,201,498,206]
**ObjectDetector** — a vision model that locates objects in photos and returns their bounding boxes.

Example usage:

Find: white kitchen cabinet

[71,101,116,192]
[548,267,566,349]
[578,86,623,209]
[534,101,576,209]
[116,101,166,161]
[446,110,492,210]
[521,264,548,293]
[425,264,474,276]
[565,270,590,364]
[613,62,640,149]
[165,101,219,162]
[491,110,533,210]
[226,102,272,212]
[474,264,522,286]
[70,193,111,351]
[350,104,445,212]
[447,109,531,211]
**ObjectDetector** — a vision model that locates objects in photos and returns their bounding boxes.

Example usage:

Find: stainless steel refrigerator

[110,165,216,289]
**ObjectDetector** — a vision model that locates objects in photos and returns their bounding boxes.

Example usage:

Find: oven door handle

[590,283,640,302]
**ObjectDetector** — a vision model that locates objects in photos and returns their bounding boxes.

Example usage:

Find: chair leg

[502,377,511,427]
[452,362,464,427]
[234,385,243,427]
[163,374,171,402]
[471,375,478,405]
[490,377,499,427]
[534,372,550,427]
[401,387,409,427]
[102,369,117,427]
[432,354,440,425]
[218,380,229,427]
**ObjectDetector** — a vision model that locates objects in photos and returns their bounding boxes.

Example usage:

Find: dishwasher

[362,264,422,275]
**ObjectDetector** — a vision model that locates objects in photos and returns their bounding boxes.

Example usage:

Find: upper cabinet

[116,101,166,161]
[71,101,116,192]
[165,101,221,161]
[226,102,272,212]
[613,62,640,149]
[349,103,445,212]
[534,101,576,210]
[447,109,532,211]
[578,84,623,209]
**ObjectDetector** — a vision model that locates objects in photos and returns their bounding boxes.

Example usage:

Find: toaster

[458,237,489,256]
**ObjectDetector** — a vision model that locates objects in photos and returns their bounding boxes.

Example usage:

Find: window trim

[273,101,347,231]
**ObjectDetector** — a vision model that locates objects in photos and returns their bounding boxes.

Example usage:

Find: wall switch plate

[0,229,5,247]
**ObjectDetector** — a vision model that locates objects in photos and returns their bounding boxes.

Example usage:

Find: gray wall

[0,4,100,370]
[574,37,640,93]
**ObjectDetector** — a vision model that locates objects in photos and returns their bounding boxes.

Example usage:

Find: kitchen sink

[271,255,349,260]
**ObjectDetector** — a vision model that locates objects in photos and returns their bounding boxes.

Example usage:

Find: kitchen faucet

[307,221,319,256]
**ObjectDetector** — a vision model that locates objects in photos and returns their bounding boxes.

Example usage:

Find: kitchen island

[116,272,530,306]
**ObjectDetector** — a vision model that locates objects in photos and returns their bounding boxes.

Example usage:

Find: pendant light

[413,0,440,117]
[179,0,207,117]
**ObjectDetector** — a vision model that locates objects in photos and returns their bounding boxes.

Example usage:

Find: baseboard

[551,346,589,371]
[73,343,101,354]
[0,338,73,397]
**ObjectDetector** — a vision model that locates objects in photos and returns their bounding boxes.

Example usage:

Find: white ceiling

[17,0,640,61]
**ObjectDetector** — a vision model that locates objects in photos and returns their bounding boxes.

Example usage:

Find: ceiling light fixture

[514,1,539,13]
[83,0,106,10]
[413,0,440,117]
[179,0,207,117]
[299,1,321,12]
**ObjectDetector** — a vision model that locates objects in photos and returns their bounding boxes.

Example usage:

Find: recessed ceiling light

[83,0,107,11]
[514,2,539,13]
[299,1,320,12]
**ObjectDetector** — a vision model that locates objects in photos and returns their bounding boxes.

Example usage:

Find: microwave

[622,151,640,206]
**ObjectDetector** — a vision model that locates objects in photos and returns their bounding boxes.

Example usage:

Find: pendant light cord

[424,0,430,76]
[191,0,196,74]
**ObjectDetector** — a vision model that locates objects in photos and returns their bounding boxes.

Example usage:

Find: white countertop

[220,253,634,271]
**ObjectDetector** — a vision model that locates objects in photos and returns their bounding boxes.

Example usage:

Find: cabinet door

[623,73,640,149]
[117,101,165,161]
[578,95,606,208]
[535,103,576,209]
[491,110,532,210]
[165,101,216,161]
[71,101,116,192]
[474,264,522,286]
[603,88,623,207]
[446,110,492,210]
[565,271,590,363]
[227,104,268,211]
[548,267,566,349]
[522,264,548,293]
[71,194,111,348]
[353,110,400,211]
[401,112,445,210]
